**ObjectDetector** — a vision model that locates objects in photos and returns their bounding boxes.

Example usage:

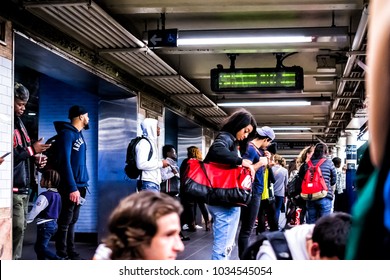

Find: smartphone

[0,152,11,159]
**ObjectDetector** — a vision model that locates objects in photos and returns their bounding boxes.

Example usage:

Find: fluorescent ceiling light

[275,132,316,135]
[273,127,311,131]
[217,101,311,107]
[178,36,312,46]
[177,27,347,47]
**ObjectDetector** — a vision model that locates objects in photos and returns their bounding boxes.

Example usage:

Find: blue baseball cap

[257,126,275,141]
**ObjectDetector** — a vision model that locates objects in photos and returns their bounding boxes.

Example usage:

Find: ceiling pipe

[326,5,368,135]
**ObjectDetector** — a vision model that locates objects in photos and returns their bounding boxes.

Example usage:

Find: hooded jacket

[135,118,163,185]
[54,121,89,193]
[257,224,315,260]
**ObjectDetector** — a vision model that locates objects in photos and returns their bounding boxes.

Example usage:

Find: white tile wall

[0,56,12,208]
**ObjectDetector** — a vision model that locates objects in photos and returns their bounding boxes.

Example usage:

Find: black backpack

[241,231,292,260]
[124,136,152,179]
[287,173,302,199]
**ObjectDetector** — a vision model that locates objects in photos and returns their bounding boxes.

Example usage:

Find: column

[345,130,359,213]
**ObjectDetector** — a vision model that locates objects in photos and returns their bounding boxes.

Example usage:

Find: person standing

[160,144,180,197]
[55,105,90,260]
[298,143,336,224]
[27,169,62,260]
[238,126,274,258]
[272,154,289,225]
[179,146,211,232]
[136,118,169,192]
[13,82,50,260]
[203,108,257,260]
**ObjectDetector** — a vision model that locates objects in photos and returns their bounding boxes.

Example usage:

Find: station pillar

[345,130,359,213]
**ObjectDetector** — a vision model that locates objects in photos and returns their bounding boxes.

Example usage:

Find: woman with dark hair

[298,143,336,224]
[203,108,257,260]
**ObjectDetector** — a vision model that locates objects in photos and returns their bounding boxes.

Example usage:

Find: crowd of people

[13,82,354,261]
[13,6,390,257]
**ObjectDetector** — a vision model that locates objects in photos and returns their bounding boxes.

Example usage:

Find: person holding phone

[13,82,51,260]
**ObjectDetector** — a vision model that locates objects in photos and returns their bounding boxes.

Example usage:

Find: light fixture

[217,101,311,107]
[177,27,348,47]
[273,127,311,131]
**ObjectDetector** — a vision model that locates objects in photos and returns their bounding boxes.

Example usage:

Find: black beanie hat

[68,105,88,120]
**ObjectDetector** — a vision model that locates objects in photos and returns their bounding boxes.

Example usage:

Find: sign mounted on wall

[147,29,178,47]
[210,66,304,92]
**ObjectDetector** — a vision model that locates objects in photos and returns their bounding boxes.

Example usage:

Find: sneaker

[182,224,189,230]
[195,225,203,229]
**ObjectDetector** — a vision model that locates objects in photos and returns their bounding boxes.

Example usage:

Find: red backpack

[300,158,328,200]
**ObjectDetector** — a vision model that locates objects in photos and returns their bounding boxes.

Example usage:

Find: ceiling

[5,0,369,152]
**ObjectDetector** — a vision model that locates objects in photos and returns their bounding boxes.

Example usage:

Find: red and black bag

[183,159,253,207]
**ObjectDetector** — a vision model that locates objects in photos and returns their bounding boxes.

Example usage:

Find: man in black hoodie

[55,105,90,260]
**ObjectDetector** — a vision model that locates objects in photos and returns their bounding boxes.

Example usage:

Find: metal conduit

[24,0,225,127]
[326,5,368,134]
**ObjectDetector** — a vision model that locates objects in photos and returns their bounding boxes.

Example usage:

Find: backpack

[287,173,302,198]
[124,136,152,179]
[43,135,60,171]
[300,158,328,200]
[241,231,292,260]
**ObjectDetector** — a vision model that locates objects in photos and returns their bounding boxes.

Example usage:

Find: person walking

[54,105,90,260]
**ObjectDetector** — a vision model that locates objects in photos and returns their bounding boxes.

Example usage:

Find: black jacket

[204,132,243,166]
[13,117,35,194]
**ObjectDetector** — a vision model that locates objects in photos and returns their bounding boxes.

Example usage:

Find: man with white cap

[238,126,275,259]
[13,82,51,259]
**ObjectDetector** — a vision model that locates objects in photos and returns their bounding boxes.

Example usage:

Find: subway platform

[20,219,268,260]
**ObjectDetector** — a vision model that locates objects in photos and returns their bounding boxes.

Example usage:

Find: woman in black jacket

[203,108,257,260]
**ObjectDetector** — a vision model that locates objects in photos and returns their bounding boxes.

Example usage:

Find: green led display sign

[210,66,304,92]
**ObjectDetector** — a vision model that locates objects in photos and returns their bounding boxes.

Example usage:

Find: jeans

[238,193,261,259]
[208,205,241,260]
[56,187,86,257]
[35,220,61,260]
[274,195,284,225]
[12,194,29,260]
[306,198,333,224]
[140,180,160,192]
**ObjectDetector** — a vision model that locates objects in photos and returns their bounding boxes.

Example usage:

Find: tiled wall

[0,19,13,260]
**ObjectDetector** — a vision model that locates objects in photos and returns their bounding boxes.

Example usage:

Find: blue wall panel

[38,74,98,233]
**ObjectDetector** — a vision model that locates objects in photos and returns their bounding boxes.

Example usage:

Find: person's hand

[264,151,271,159]
[34,154,47,169]
[162,159,170,168]
[242,159,256,178]
[33,138,51,153]
[69,190,80,204]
